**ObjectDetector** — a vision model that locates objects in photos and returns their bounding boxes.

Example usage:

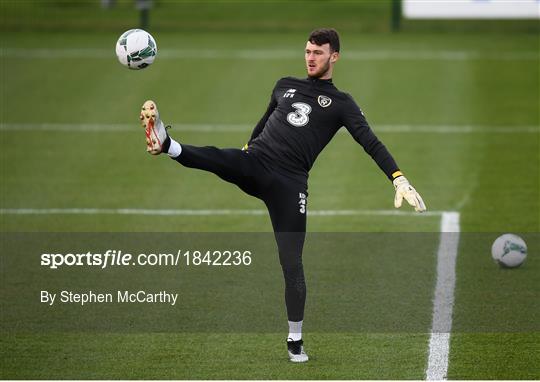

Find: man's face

[305,41,338,79]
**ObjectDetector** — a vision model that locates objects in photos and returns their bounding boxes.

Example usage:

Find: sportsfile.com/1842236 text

[40,249,253,269]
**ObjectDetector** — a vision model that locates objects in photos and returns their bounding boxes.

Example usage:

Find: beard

[307,57,331,78]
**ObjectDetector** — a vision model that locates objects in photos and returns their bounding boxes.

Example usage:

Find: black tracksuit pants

[174,144,307,322]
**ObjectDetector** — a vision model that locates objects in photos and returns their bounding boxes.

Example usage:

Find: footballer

[139,28,426,363]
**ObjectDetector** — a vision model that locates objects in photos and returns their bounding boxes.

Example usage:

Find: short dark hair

[308,28,340,53]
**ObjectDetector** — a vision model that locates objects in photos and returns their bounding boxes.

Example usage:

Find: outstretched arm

[342,97,426,212]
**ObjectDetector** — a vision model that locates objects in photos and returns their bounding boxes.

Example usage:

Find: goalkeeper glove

[393,176,426,212]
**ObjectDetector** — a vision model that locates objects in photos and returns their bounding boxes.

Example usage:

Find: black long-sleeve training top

[247,76,399,181]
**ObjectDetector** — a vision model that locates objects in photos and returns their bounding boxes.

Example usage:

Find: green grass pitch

[0,2,539,379]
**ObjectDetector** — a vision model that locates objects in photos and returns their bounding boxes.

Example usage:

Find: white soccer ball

[491,234,527,268]
[115,29,157,70]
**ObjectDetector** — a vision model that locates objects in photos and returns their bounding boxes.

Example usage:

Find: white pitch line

[1,123,538,134]
[0,208,445,217]
[1,48,537,61]
[375,124,539,134]
[0,123,251,132]
[426,212,461,380]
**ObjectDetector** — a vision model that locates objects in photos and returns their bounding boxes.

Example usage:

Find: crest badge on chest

[318,95,332,108]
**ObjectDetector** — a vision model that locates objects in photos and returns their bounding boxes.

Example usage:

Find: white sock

[167,138,182,158]
[287,320,302,342]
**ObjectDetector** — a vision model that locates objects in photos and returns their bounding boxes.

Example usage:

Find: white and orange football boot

[140,100,169,155]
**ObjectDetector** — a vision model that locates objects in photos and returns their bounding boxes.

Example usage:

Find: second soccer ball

[491,233,527,268]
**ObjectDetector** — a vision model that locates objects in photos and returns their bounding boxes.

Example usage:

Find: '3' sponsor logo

[287,102,312,127]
